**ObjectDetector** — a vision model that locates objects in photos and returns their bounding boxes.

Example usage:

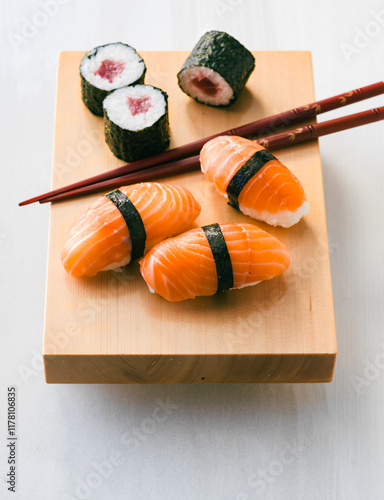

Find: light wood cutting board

[43,50,337,383]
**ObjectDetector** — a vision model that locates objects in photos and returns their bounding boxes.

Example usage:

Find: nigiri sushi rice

[139,222,290,302]
[61,182,201,277]
[103,84,170,162]
[200,136,309,228]
[80,42,146,116]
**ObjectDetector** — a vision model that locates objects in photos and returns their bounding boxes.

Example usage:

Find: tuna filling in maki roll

[80,42,146,116]
[103,84,170,163]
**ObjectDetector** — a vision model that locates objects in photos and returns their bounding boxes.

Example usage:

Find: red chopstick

[40,156,200,203]
[19,81,384,206]
[256,105,384,150]
[40,105,384,204]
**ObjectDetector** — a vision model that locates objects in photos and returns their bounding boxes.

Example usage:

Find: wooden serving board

[43,50,337,383]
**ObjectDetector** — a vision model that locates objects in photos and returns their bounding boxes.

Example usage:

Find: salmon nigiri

[200,135,309,228]
[61,182,201,277]
[139,222,290,302]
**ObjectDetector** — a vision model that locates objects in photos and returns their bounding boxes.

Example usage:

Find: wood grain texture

[43,50,337,384]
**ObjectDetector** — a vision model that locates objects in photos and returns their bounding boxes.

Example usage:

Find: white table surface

[1,0,384,498]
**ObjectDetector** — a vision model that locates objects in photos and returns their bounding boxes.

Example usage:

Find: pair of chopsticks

[19,81,384,206]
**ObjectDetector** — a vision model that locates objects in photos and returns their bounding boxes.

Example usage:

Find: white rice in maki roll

[178,31,255,107]
[80,42,146,116]
[103,84,170,162]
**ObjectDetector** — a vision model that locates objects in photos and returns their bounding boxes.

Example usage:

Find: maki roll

[103,84,170,163]
[80,42,146,116]
[177,31,255,107]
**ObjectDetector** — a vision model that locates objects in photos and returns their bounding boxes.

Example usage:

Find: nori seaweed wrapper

[103,86,170,163]
[202,223,234,293]
[105,189,146,261]
[226,150,277,209]
[80,43,146,117]
[177,30,255,107]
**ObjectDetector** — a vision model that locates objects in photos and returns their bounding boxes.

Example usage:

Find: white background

[1,1,384,499]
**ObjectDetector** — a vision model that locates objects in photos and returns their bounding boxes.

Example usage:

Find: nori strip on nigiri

[177,31,255,107]
[202,223,234,292]
[226,150,277,209]
[105,189,146,260]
